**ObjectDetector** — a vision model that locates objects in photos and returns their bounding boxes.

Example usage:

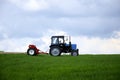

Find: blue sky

[0,0,120,54]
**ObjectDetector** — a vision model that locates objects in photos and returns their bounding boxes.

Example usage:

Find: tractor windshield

[52,37,58,44]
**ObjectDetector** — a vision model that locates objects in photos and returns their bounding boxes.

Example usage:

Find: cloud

[0,25,9,40]
[72,35,120,54]
[48,16,120,38]
[0,0,120,54]
[8,0,120,16]
[0,30,67,52]
[0,37,48,52]
[9,0,49,11]
[111,31,120,39]
[0,30,120,54]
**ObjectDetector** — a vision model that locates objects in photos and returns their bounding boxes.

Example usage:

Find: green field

[0,53,120,80]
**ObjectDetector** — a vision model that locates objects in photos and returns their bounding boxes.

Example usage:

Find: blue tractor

[49,36,79,56]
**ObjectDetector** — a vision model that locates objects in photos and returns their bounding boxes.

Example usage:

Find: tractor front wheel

[27,49,36,56]
[71,51,78,56]
[49,47,61,56]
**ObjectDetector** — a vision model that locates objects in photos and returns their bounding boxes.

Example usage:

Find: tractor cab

[51,36,65,45]
[49,36,79,56]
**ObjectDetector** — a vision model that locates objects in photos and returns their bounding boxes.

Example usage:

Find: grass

[0,53,120,80]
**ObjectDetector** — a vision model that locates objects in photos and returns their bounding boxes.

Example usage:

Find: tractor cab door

[59,37,64,44]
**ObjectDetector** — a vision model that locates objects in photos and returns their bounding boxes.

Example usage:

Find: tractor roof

[51,36,64,38]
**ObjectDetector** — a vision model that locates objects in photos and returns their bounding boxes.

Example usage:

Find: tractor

[27,36,79,56]
[49,36,79,56]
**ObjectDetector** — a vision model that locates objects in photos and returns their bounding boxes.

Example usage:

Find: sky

[0,0,120,54]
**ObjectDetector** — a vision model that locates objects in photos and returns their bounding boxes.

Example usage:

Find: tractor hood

[71,44,77,50]
[65,44,77,50]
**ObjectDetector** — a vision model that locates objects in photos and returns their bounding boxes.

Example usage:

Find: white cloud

[9,0,49,11]
[0,38,33,52]
[8,0,120,15]
[72,36,120,54]
[0,29,68,52]
[0,0,120,54]
[0,25,9,39]
[111,31,120,39]
[0,30,120,54]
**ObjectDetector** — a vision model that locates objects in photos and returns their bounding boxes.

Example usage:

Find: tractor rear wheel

[71,51,78,56]
[49,47,61,56]
[27,49,36,56]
